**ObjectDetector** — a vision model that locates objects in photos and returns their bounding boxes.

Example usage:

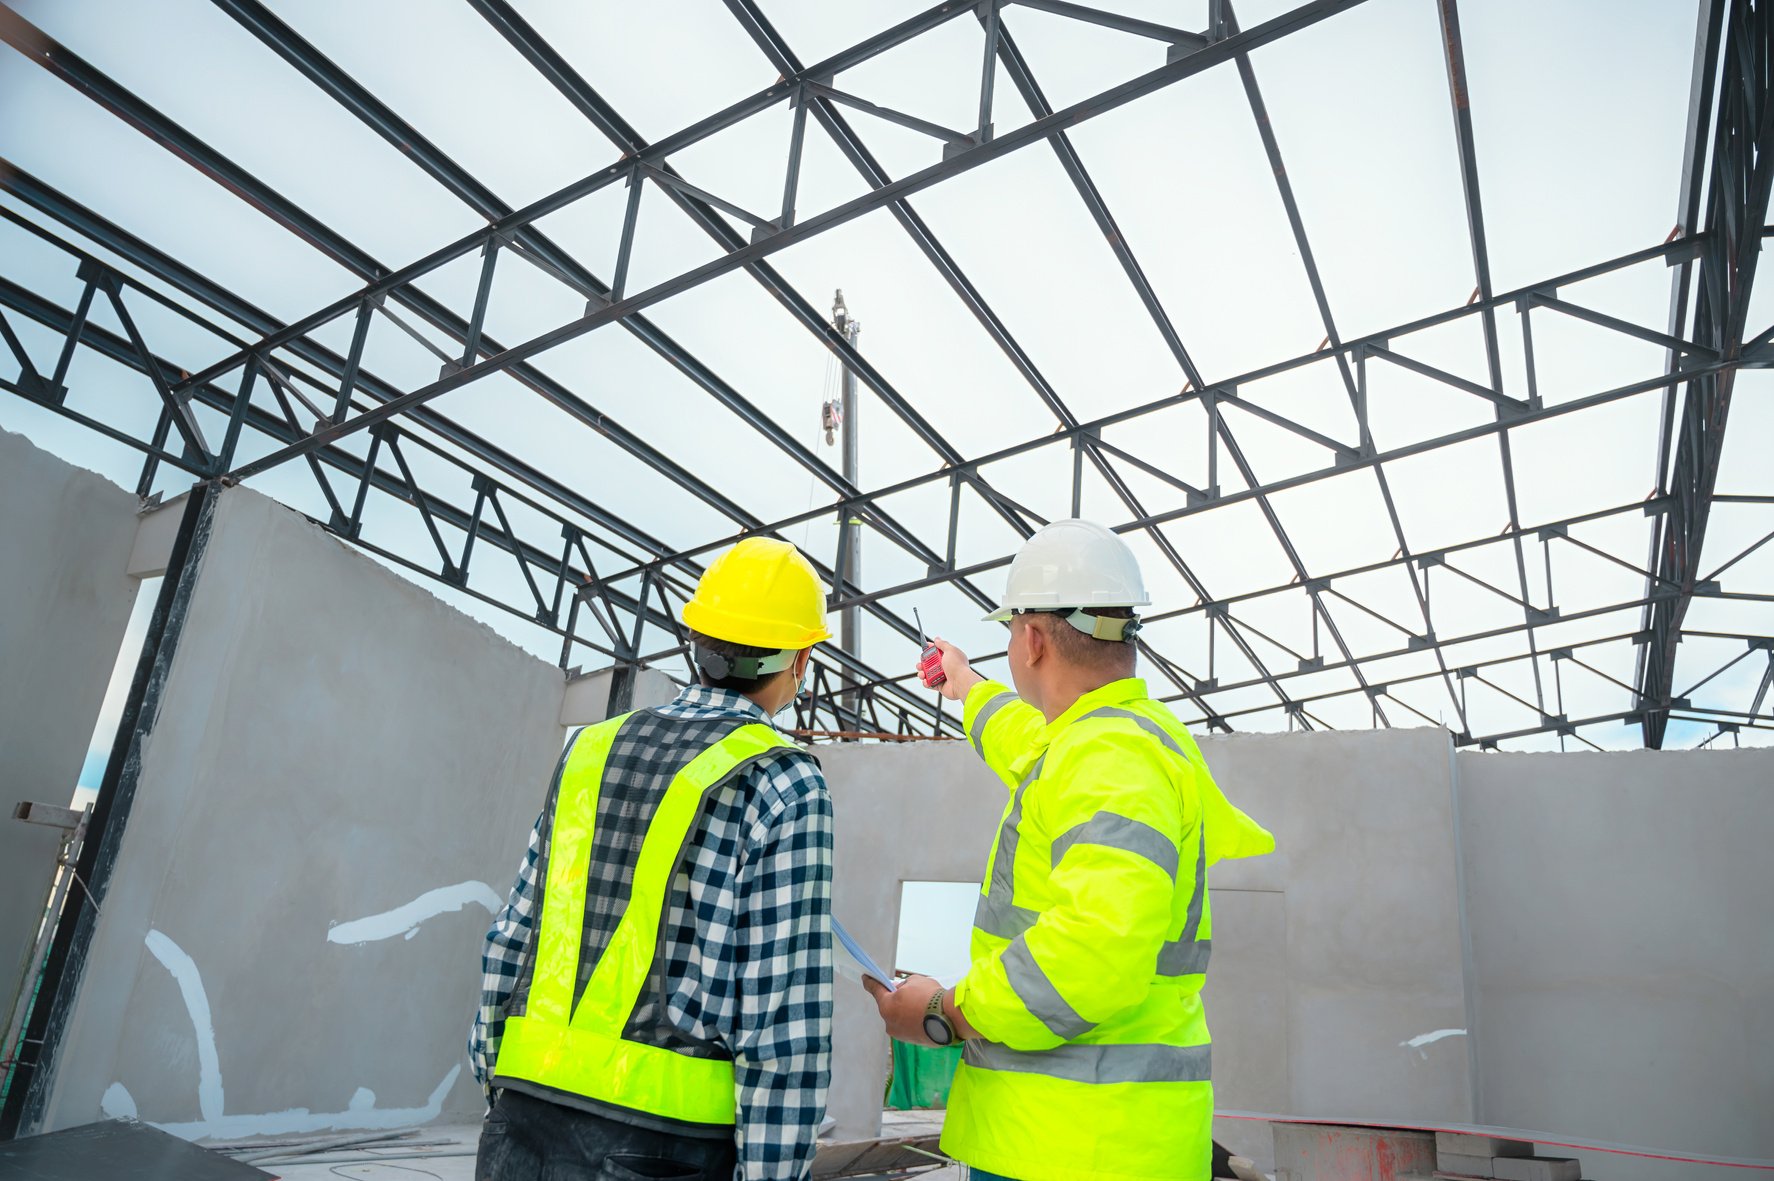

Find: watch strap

[924,988,957,1045]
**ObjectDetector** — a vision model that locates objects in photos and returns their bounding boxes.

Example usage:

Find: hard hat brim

[983,597,1150,623]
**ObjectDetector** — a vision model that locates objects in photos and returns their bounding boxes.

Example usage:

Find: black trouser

[475,1088,736,1181]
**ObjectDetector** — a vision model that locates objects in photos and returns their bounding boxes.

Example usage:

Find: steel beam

[0,257,948,738]
[0,21,971,668]
[715,0,1252,717]
[3,0,1766,753]
[207,0,1367,477]
[1638,0,1774,746]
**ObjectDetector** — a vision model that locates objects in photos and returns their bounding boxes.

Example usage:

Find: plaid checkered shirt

[470,685,834,1181]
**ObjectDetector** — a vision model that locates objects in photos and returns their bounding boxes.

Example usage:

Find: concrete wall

[12,457,1763,1169]
[818,740,1008,1141]
[1200,728,1476,1162]
[1459,749,1774,1177]
[0,428,141,1047]
[821,725,1773,1177]
[40,486,569,1137]
[818,727,1477,1148]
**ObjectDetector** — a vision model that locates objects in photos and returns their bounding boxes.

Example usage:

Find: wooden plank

[11,801,83,829]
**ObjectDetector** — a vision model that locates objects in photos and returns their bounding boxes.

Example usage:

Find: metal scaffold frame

[0,0,1770,753]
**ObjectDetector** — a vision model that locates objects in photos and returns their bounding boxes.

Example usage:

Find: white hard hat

[983,519,1150,623]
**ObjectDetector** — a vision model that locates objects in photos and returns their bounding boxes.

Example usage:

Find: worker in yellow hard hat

[471,537,836,1181]
[866,519,1275,1181]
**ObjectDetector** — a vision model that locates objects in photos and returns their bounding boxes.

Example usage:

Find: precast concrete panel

[815,722,1476,1147]
[817,739,1008,1142]
[0,428,141,1054]
[1458,748,1774,1178]
[819,725,1474,1165]
[1201,727,1476,1167]
[39,486,567,1137]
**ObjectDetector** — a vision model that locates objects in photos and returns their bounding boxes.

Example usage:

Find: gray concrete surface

[14,464,1766,1173]
[40,486,569,1137]
[818,739,1008,1143]
[817,726,1480,1152]
[824,727,1774,1176]
[1198,728,1476,1165]
[559,665,676,725]
[1459,748,1774,1180]
[0,427,142,1055]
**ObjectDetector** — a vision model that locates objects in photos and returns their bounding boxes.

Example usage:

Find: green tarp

[886,1041,963,1109]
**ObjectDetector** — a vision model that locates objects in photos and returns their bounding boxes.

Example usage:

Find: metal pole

[834,290,862,714]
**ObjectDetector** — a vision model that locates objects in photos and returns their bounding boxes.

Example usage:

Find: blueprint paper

[832,917,896,991]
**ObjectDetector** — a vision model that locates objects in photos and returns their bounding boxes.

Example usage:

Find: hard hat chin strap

[695,646,798,681]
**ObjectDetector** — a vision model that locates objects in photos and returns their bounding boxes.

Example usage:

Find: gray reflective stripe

[1051,812,1179,878]
[1077,706,1211,979]
[1078,706,1192,765]
[1002,936,1094,1040]
[987,756,1045,896]
[964,1039,1212,1085]
[974,891,1039,939]
[1157,822,1210,977]
[1177,819,1206,936]
[1157,938,1211,975]
[969,691,1017,757]
[1179,824,1207,942]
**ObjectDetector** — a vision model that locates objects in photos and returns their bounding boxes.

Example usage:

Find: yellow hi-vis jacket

[492,713,804,1127]
[944,678,1275,1181]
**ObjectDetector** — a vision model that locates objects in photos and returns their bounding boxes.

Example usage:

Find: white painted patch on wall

[325,880,502,945]
[102,1065,461,1140]
[100,927,466,1140]
[1400,1028,1467,1059]
[143,928,224,1120]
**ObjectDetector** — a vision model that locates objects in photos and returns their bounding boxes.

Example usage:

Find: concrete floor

[250,1123,480,1180]
[250,1110,961,1180]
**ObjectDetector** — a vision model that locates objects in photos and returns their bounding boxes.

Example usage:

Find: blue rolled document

[832,916,896,991]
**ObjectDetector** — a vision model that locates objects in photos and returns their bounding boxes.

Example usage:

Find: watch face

[922,1014,955,1046]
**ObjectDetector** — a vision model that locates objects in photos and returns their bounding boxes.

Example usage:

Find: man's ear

[1023,617,1047,668]
[793,647,813,679]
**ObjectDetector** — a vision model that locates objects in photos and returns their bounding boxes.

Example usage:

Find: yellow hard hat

[682,537,833,650]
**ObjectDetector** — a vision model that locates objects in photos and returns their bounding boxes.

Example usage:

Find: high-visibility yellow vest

[492,711,806,1127]
[944,679,1275,1181]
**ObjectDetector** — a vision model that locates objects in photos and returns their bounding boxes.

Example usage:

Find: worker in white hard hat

[865,519,1275,1181]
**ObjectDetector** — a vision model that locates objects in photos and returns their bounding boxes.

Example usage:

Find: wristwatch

[923,988,957,1046]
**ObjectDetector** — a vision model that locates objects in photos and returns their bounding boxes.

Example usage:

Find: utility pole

[829,290,862,722]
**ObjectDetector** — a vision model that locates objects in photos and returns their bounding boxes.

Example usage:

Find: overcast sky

[3,0,1769,765]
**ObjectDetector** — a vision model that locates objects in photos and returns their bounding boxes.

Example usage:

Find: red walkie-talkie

[914,608,947,689]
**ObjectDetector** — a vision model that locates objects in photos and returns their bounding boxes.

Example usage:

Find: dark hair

[689,630,785,694]
[1027,608,1139,676]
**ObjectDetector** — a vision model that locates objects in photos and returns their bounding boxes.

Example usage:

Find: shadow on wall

[98,881,502,1140]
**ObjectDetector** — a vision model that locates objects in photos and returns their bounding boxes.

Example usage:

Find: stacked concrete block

[1429,1134,1585,1181]
[1270,1122,1437,1179]
[1490,1158,1582,1181]
[1432,1132,1531,1178]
